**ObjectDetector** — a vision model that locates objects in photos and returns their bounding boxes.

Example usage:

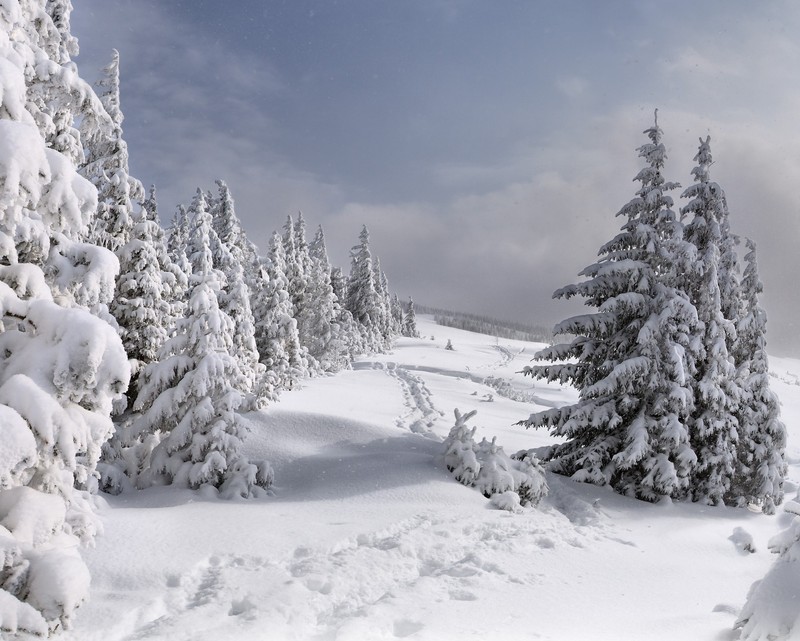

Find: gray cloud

[72,1,800,356]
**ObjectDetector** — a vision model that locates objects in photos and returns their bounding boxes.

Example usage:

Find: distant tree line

[415,304,554,343]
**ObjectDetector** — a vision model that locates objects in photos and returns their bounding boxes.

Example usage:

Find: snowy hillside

[58,316,800,641]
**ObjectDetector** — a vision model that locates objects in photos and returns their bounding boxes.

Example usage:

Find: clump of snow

[26,545,91,631]
[736,501,800,640]
[0,405,36,489]
[0,486,64,547]
[488,490,522,513]
[729,526,756,554]
[0,590,49,637]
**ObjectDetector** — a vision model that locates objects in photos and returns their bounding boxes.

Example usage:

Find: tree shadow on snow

[268,433,452,502]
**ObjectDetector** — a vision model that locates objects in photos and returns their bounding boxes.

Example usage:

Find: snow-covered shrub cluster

[735,501,800,640]
[444,409,548,508]
[483,375,536,404]
[521,113,785,510]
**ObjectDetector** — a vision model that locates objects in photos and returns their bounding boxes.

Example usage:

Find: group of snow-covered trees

[0,1,421,632]
[101,189,417,498]
[522,113,785,512]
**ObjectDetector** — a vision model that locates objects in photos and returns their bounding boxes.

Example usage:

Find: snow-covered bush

[735,501,800,640]
[443,409,481,486]
[443,409,548,507]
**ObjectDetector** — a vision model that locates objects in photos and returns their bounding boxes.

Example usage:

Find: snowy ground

[58,316,800,641]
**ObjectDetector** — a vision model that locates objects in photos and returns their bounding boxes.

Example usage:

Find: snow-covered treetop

[690,135,713,184]
[96,48,122,127]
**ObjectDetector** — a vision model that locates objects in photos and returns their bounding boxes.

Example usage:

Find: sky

[71,1,800,355]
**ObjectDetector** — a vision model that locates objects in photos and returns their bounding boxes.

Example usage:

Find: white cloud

[556,76,588,99]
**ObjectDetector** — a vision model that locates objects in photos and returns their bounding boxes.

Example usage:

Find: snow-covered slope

[60,316,800,641]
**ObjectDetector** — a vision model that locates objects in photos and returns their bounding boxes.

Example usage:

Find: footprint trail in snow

[105,499,610,641]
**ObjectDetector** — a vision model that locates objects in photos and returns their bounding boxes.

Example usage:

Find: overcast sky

[72,1,800,355]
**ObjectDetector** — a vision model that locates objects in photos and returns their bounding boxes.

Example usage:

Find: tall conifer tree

[731,240,786,512]
[521,115,700,501]
[679,136,742,505]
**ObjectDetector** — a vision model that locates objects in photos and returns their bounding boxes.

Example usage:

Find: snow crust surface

[59,317,800,641]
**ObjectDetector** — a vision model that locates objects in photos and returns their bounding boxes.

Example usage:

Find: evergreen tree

[211,179,262,278]
[255,231,305,390]
[142,185,188,324]
[403,297,420,338]
[0,3,131,630]
[306,225,349,372]
[26,2,106,169]
[680,136,742,505]
[282,213,318,368]
[81,49,144,253]
[731,239,786,512]
[521,115,700,501]
[166,204,193,280]
[372,256,394,348]
[346,225,384,352]
[331,265,363,358]
[131,191,271,498]
[110,209,171,383]
[390,293,405,335]
[206,185,264,408]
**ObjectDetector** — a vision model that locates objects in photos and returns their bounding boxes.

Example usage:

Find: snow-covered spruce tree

[331,264,364,358]
[141,185,188,324]
[306,225,350,372]
[520,115,701,502]
[730,239,785,512]
[99,188,190,494]
[80,49,144,253]
[346,225,385,353]
[717,203,744,347]
[282,212,320,371]
[166,203,192,279]
[210,179,263,283]
[0,2,131,632]
[109,208,171,386]
[403,296,420,338]
[108,187,187,381]
[254,230,306,391]
[390,293,404,335]
[131,190,272,498]
[679,136,742,506]
[205,185,264,408]
[372,256,394,349]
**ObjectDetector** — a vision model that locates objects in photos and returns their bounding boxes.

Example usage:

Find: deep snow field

[59,316,800,641]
